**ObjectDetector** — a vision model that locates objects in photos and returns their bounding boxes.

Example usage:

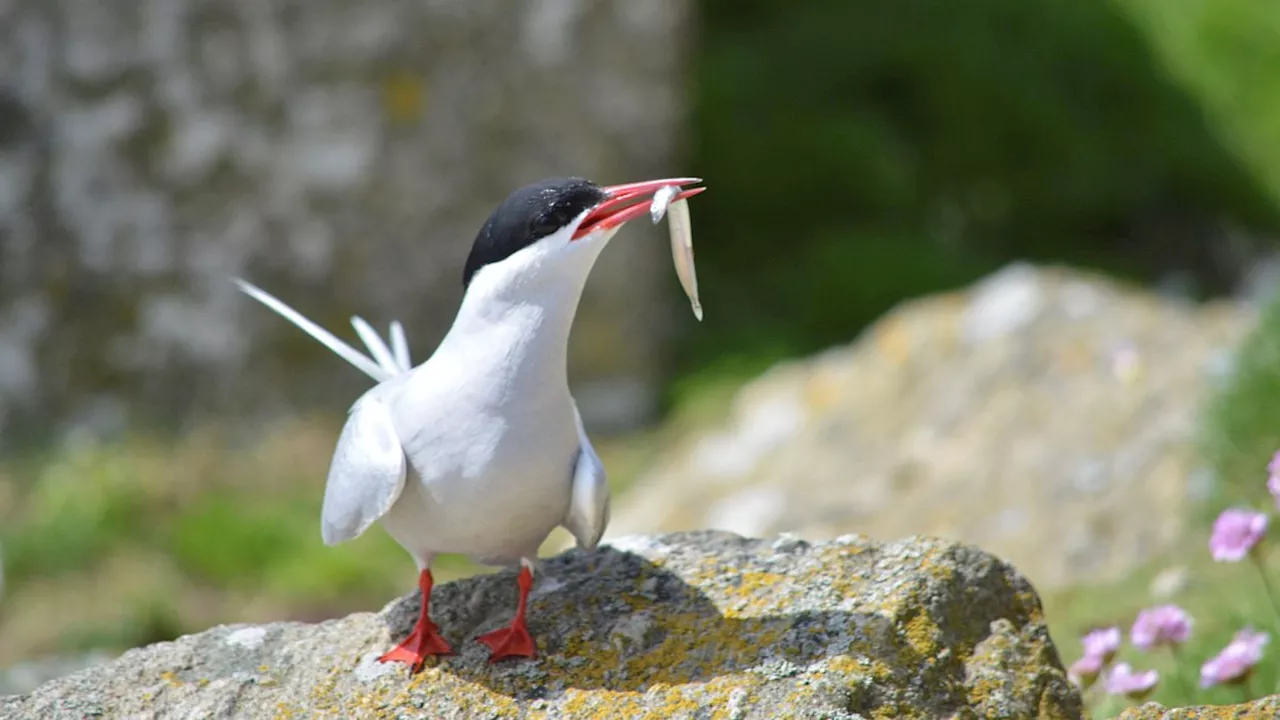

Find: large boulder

[605,264,1254,591]
[0,531,1082,719]
[0,1,689,445]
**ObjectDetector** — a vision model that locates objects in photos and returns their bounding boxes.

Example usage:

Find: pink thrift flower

[1209,508,1268,561]
[1269,451,1280,508]
[1081,626,1122,662]
[1130,605,1192,650]
[1068,653,1104,689]
[1200,629,1270,688]
[1105,662,1159,699]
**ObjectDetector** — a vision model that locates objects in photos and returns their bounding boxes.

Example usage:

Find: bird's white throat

[437,232,614,389]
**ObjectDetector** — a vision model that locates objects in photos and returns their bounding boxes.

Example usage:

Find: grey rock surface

[606,264,1255,591]
[0,0,689,444]
[0,531,1082,719]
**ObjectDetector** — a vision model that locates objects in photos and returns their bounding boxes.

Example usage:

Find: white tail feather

[389,321,411,372]
[234,278,396,382]
[351,316,401,375]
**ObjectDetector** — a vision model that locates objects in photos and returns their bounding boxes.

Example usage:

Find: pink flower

[1209,508,1268,561]
[1068,653,1105,689]
[1130,605,1192,650]
[1269,451,1280,508]
[1200,629,1270,688]
[1067,626,1121,689]
[1081,626,1122,662]
[1105,662,1159,699]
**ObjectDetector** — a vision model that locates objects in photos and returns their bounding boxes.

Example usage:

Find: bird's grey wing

[563,406,611,550]
[321,393,408,546]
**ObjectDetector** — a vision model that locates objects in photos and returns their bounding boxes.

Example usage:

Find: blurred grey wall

[0,0,691,446]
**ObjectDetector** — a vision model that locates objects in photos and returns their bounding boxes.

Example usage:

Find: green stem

[1249,551,1280,628]
[1082,659,1111,717]
[1167,644,1192,698]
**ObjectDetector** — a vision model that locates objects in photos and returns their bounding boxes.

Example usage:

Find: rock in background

[607,264,1255,591]
[0,0,688,445]
[0,531,1082,718]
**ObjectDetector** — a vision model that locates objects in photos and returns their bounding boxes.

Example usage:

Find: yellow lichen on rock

[900,611,941,659]
[1119,697,1280,720]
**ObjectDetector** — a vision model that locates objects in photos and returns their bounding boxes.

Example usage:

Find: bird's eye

[530,216,555,236]
[531,207,570,239]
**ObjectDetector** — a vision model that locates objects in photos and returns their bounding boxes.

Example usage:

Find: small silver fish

[650,185,679,224]
[650,187,702,322]
[668,198,701,321]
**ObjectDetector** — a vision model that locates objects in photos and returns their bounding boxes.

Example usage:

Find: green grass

[1201,291,1280,518]
[2,443,157,585]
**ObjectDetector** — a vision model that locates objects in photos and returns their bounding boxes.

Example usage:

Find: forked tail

[233,278,412,382]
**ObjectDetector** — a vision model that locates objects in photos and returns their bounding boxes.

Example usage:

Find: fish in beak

[573,177,707,321]
[572,177,705,239]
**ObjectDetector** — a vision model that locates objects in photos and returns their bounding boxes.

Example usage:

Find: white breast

[376,306,582,566]
[374,226,613,567]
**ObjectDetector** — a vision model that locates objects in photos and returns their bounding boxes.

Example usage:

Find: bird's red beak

[572,177,706,240]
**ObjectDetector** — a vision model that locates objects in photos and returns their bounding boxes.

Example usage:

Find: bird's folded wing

[563,406,611,550]
[321,394,408,546]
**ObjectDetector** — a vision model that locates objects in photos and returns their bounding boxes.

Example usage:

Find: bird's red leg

[476,564,537,662]
[378,569,454,672]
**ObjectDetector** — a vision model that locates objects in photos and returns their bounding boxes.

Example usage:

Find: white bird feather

[233,279,393,381]
[233,222,614,566]
[321,391,408,545]
[351,315,402,375]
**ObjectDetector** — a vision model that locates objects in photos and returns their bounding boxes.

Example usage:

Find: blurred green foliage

[1120,0,1280,204]
[1202,291,1280,516]
[0,426,417,660]
[681,0,1280,381]
[3,445,155,585]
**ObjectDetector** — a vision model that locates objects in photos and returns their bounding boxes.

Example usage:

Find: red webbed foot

[379,569,454,673]
[379,619,454,672]
[476,623,536,661]
[477,563,538,663]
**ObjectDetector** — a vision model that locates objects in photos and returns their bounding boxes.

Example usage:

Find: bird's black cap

[463,177,607,289]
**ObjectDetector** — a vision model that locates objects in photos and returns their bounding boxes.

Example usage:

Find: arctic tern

[235,176,705,670]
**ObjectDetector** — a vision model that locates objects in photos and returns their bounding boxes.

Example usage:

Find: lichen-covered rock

[0,531,1081,719]
[0,1,688,445]
[1119,697,1280,720]
[606,264,1253,591]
